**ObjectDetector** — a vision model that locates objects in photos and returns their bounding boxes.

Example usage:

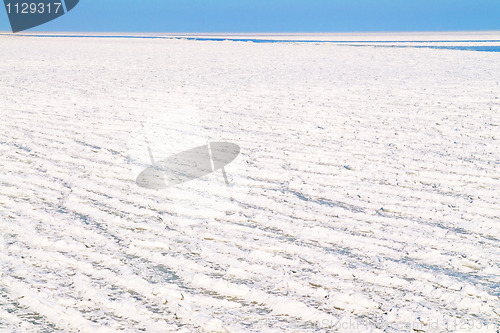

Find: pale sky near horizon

[1,0,499,33]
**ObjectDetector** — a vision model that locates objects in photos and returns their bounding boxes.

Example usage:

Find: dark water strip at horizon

[180,37,500,44]
[352,44,500,52]
[1,33,500,45]
[1,33,499,52]
[409,45,500,52]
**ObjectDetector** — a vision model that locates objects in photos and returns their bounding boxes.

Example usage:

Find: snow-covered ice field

[0,33,499,332]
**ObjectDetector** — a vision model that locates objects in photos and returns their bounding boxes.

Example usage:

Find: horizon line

[1,29,500,35]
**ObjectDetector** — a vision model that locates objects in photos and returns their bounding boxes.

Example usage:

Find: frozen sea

[0,32,499,332]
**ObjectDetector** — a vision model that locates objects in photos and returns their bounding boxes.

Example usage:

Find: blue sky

[1,0,499,33]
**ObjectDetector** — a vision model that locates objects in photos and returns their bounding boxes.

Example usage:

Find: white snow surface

[0,34,499,332]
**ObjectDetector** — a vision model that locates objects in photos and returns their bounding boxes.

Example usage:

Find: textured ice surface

[0,33,499,332]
